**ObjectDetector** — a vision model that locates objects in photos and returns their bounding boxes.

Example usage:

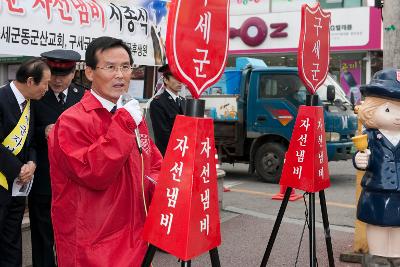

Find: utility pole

[382,0,400,68]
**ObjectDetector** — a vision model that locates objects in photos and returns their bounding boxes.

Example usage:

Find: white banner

[0,0,170,66]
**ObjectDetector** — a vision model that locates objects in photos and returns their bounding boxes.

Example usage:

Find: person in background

[30,49,84,267]
[48,36,162,266]
[150,64,186,156]
[0,58,50,267]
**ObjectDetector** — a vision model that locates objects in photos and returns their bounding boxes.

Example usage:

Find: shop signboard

[271,0,317,12]
[0,0,170,66]
[229,7,382,53]
[230,0,269,15]
[0,56,31,63]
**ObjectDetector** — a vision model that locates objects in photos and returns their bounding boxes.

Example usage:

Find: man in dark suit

[150,64,186,156]
[0,58,51,267]
[30,49,84,267]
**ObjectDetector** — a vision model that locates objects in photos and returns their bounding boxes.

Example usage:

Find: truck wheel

[255,143,286,183]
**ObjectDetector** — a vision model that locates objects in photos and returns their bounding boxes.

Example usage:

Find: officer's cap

[41,49,81,76]
[360,68,400,100]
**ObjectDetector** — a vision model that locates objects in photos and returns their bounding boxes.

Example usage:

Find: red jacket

[48,92,162,267]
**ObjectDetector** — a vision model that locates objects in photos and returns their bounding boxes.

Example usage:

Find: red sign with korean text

[165,0,230,99]
[143,116,221,260]
[297,3,331,95]
[279,106,330,193]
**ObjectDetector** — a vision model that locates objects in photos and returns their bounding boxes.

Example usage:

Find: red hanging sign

[165,0,230,99]
[279,106,330,193]
[297,3,331,95]
[143,116,221,260]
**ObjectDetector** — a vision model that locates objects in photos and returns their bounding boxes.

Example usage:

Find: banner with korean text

[143,115,221,260]
[279,106,330,192]
[0,0,170,66]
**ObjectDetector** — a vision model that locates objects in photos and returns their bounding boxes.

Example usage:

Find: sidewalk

[22,212,32,267]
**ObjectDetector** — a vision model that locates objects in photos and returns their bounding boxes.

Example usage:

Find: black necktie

[20,100,27,112]
[176,97,181,107]
[110,105,117,114]
[58,92,65,105]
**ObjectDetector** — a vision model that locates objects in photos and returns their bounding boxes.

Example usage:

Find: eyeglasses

[96,65,133,74]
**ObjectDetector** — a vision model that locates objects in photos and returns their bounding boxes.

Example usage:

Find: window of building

[343,0,362,7]
[319,0,362,8]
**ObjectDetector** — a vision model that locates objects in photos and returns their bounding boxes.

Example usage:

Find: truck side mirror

[327,85,335,103]
[350,91,355,110]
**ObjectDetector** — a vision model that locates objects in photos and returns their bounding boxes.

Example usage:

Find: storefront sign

[0,0,170,66]
[271,0,317,12]
[230,0,269,15]
[229,7,381,53]
[230,17,287,47]
[0,56,30,63]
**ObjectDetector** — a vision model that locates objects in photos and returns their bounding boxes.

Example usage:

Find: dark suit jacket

[0,83,36,202]
[360,129,400,191]
[356,128,400,226]
[149,90,185,156]
[31,83,84,195]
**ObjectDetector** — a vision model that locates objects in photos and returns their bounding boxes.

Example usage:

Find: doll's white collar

[379,129,400,146]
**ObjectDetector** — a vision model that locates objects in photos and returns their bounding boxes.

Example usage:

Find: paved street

[153,210,358,267]
[222,160,357,229]
[154,159,359,266]
[23,159,360,266]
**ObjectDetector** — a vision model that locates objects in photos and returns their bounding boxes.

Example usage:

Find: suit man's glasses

[96,65,133,74]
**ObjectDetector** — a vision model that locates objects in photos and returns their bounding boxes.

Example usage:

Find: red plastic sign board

[143,115,221,261]
[297,3,331,95]
[279,106,330,193]
[165,0,230,99]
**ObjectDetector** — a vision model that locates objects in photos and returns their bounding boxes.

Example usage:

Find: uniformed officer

[29,49,85,267]
[150,64,186,156]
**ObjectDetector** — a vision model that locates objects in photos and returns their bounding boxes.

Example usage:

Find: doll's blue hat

[360,68,400,100]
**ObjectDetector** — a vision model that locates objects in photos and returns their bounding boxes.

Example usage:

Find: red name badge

[297,3,331,95]
[165,0,230,98]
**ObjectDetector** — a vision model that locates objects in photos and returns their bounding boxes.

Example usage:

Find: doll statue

[354,68,400,267]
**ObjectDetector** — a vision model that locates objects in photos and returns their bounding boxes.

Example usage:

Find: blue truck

[202,57,358,183]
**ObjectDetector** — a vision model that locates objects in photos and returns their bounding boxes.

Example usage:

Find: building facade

[0,1,382,98]
[227,0,382,98]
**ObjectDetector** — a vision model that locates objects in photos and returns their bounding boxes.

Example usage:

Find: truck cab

[204,57,357,183]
